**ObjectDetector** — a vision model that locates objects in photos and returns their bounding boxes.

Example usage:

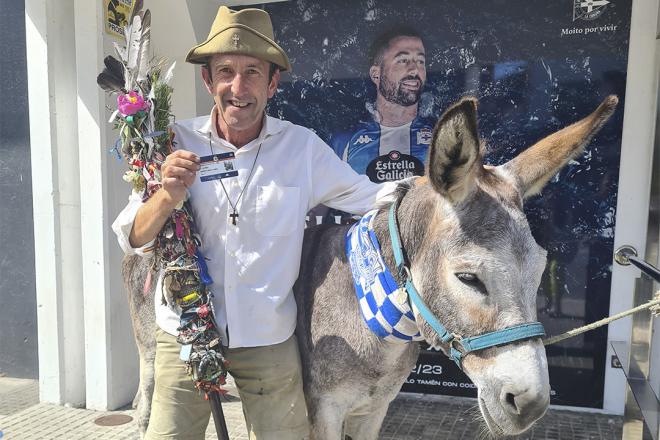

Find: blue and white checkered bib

[345,210,423,343]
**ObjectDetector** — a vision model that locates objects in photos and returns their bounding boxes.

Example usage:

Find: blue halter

[387,199,546,369]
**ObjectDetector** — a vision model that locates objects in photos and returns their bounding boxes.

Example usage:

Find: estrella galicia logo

[354,135,374,145]
[573,0,610,21]
[366,150,424,183]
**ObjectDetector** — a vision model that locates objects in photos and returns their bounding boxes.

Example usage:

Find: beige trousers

[145,329,310,440]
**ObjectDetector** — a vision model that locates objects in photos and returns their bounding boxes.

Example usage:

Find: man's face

[372,36,426,107]
[202,54,279,135]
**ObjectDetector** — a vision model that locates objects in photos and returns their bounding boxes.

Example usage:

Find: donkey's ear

[427,97,481,204]
[502,95,618,199]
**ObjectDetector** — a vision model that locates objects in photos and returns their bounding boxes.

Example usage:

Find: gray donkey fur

[122,96,617,438]
[122,254,157,436]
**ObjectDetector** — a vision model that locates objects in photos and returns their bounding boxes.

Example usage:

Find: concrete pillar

[73,0,139,411]
[25,0,85,407]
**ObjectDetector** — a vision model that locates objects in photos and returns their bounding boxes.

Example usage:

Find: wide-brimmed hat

[185,6,291,72]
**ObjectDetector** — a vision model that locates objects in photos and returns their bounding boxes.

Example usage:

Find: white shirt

[112,110,395,348]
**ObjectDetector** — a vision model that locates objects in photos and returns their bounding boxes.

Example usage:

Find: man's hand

[161,150,201,205]
[128,150,200,248]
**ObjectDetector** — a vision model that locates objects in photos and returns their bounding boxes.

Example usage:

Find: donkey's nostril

[505,392,518,413]
[500,386,549,422]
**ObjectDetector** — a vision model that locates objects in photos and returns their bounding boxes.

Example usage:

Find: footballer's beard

[379,74,423,107]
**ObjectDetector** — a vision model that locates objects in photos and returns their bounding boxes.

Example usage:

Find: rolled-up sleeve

[111,191,155,256]
[308,133,397,215]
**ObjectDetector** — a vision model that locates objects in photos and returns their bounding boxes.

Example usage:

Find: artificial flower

[117,91,150,116]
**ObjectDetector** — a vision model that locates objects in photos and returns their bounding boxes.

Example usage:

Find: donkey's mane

[375,177,416,212]
[371,176,433,274]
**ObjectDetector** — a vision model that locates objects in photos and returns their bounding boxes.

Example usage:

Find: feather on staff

[97,56,126,94]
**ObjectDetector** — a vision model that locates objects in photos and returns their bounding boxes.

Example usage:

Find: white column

[73,0,140,410]
[25,0,85,407]
[604,0,660,414]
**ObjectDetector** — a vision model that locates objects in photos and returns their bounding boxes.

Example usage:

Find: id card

[199,152,239,182]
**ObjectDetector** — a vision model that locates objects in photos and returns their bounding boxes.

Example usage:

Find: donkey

[122,95,618,438]
[293,95,618,439]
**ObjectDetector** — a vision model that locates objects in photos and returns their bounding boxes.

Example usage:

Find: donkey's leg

[309,396,348,440]
[132,385,141,409]
[136,347,156,437]
[343,404,390,440]
[123,255,157,437]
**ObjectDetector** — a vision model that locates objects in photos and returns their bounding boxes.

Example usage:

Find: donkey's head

[390,96,617,436]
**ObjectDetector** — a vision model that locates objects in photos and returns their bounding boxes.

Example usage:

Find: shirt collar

[195,106,286,148]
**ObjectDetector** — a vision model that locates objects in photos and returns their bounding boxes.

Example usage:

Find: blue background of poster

[259,0,631,408]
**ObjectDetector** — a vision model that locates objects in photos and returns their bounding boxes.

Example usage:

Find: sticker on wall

[104,0,134,38]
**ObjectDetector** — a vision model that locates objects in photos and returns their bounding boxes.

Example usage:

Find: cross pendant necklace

[209,133,263,226]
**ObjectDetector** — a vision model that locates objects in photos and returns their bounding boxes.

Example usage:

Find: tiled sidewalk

[380,394,624,440]
[0,377,624,439]
[0,377,245,440]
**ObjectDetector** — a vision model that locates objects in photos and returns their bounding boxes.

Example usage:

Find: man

[112,6,393,440]
[331,26,434,182]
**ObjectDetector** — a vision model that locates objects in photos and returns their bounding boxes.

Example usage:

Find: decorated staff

[99,3,229,439]
[112,4,394,439]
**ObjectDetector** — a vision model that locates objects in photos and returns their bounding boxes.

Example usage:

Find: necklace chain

[209,133,262,225]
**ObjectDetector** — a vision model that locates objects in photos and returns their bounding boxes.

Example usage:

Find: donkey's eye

[455,273,488,295]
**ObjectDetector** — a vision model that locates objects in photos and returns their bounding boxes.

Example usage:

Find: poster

[262,0,631,409]
[104,0,134,38]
